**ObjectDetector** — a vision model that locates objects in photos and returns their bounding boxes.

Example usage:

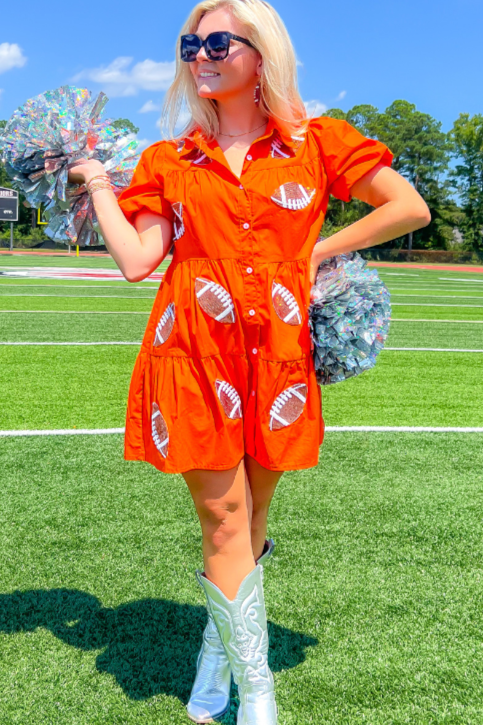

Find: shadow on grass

[0,588,317,704]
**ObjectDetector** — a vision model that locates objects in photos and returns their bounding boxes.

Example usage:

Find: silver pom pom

[309,251,391,384]
[0,85,140,246]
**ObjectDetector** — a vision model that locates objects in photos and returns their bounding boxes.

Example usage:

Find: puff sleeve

[311,117,393,202]
[117,142,174,226]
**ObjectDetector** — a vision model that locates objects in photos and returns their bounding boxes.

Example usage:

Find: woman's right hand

[67,159,107,185]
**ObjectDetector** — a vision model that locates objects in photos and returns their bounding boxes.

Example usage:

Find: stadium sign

[0,187,19,222]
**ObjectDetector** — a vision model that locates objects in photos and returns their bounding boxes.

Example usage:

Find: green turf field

[1,255,482,724]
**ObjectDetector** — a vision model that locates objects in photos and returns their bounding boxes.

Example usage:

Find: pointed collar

[178,116,302,158]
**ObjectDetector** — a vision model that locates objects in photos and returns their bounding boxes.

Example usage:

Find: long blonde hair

[161,0,308,140]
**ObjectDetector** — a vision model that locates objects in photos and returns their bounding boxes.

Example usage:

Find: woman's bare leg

[244,454,284,561]
[183,459,255,600]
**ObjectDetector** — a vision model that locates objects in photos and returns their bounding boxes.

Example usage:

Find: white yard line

[391,292,483,301]
[0,343,480,352]
[391,287,483,292]
[326,426,483,433]
[0,428,125,437]
[438,278,483,283]
[0,310,150,314]
[0,294,155,299]
[391,318,483,323]
[1,426,482,437]
[0,283,159,290]
[392,302,483,308]
[385,347,483,353]
[0,341,141,346]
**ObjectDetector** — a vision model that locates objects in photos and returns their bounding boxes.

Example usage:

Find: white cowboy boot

[196,564,278,725]
[187,540,275,723]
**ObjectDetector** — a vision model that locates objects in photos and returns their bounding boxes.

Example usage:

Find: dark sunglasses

[180,31,254,62]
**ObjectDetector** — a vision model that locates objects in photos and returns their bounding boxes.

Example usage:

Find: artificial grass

[0,314,147,343]
[387,321,483,349]
[0,345,482,430]
[0,433,482,723]
[0,296,153,312]
[0,254,172,272]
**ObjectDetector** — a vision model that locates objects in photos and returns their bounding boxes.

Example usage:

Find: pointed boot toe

[197,565,278,725]
[187,614,231,723]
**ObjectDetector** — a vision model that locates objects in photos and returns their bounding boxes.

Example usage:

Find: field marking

[392,302,483,308]
[391,294,483,301]
[378,272,420,277]
[326,426,483,433]
[0,312,481,323]
[1,426,482,438]
[385,347,483,353]
[390,287,483,292]
[0,310,150,315]
[439,278,483,283]
[0,428,125,437]
[0,294,155,300]
[391,318,483,324]
[0,343,480,353]
[0,341,141,346]
[0,283,159,290]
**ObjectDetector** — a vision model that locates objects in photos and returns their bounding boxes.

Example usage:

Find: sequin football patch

[271,137,294,159]
[195,277,236,323]
[271,182,315,210]
[171,202,185,241]
[215,380,243,419]
[269,383,307,431]
[153,302,175,347]
[272,281,302,325]
[152,402,169,457]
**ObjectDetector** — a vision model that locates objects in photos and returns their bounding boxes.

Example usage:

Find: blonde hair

[161,0,308,140]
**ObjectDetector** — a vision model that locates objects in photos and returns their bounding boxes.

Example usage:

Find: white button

[246,267,253,274]
[246,154,253,161]
[243,223,250,230]
[252,348,258,354]
[239,184,244,190]
[251,391,255,397]
[249,309,255,316]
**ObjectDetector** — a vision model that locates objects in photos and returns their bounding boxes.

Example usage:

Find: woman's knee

[198,498,248,547]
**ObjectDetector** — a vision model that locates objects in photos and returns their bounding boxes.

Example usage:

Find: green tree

[111,118,139,135]
[346,104,380,138]
[449,113,483,251]
[324,101,455,251]
[376,101,451,251]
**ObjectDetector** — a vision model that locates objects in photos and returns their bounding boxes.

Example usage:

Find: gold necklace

[218,121,267,138]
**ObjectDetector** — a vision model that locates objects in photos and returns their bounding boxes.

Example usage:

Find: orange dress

[117,116,393,474]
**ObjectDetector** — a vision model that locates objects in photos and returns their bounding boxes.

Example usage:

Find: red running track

[1,250,482,274]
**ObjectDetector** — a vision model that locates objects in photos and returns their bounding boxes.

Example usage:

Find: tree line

[323,101,483,252]
[1,106,483,251]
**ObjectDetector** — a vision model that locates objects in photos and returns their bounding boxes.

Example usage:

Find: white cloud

[156,107,191,134]
[0,43,27,75]
[336,90,347,101]
[304,99,327,117]
[72,56,175,97]
[136,138,150,151]
[139,99,161,113]
[296,59,304,68]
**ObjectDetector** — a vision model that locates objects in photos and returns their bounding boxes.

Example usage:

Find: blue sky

[1,0,482,149]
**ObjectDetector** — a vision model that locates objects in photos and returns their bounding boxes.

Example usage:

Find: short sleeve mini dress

[117,116,393,474]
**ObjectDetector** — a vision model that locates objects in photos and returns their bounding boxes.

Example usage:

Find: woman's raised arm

[68,160,173,283]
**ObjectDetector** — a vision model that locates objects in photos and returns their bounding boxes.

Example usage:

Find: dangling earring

[254,81,261,106]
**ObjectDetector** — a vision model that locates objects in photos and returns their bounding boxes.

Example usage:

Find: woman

[69,0,430,721]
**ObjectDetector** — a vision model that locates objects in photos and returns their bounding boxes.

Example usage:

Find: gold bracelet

[86,174,110,186]
[87,178,113,196]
